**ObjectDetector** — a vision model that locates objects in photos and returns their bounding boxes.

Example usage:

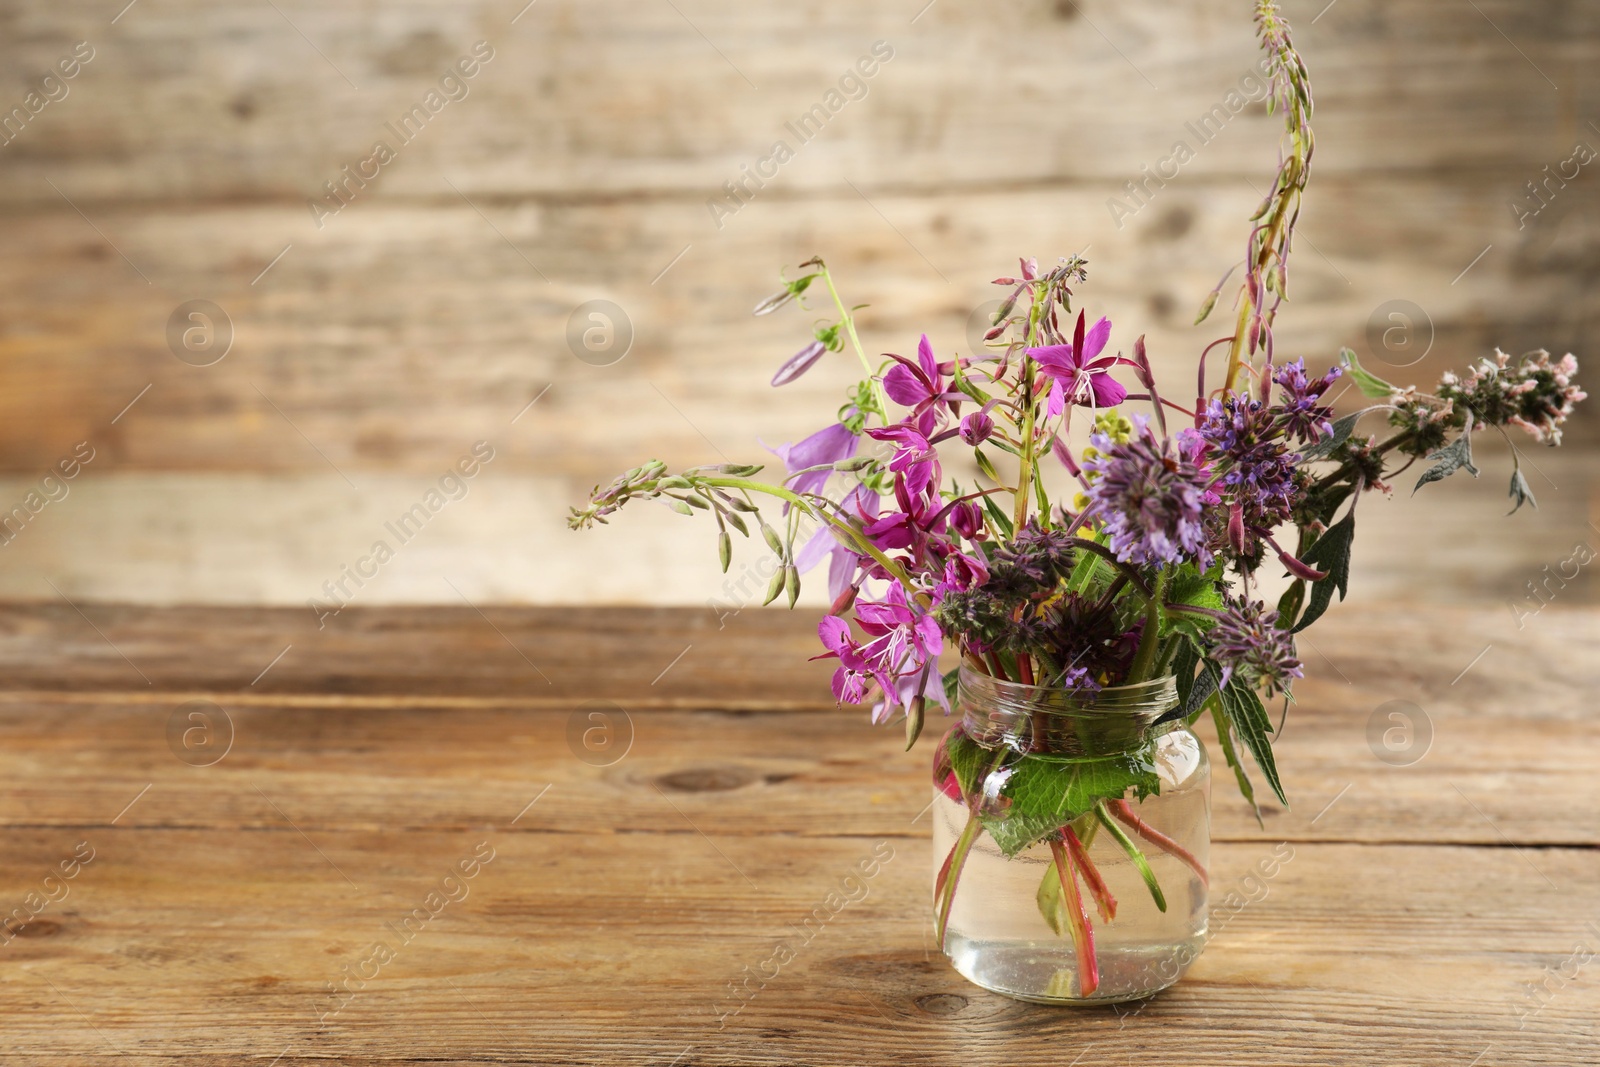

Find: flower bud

[718,531,732,572]
[904,696,925,750]
[761,523,784,556]
[771,340,827,387]
[950,501,983,540]
[762,569,785,606]
[784,564,800,608]
[753,289,796,316]
[958,411,995,446]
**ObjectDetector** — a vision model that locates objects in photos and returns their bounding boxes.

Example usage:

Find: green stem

[819,267,890,420]
[1127,570,1169,683]
[1093,801,1167,913]
[705,477,914,594]
[1012,296,1044,531]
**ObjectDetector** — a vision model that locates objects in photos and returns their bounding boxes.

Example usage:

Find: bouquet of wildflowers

[571,0,1585,990]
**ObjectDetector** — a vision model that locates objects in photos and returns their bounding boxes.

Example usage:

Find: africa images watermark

[1508,920,1600,1030]
[1509,540,1595,630]
[307,441,497,629]
[0,40,96,149]
[1,840,96,946]
[308,41,496,229]
[711,840,894,1027]
[706,41,896,231]
[1509,141,1596,231]
[0,441,97,549]
[1105,55,1279,229]
[319,840,497,1024]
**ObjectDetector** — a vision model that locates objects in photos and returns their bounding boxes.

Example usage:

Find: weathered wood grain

[0,178,1593,479]
[0,604,1594,1063]
[0,0,1593,200]
[0,604,1594,847]
[2,0,1596,605]
[0,834,1593,1064]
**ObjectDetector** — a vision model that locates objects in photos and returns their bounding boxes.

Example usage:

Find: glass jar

[930,667,1210,1004]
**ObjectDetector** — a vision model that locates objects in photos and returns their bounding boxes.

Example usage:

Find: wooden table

[0,602,1595,1065]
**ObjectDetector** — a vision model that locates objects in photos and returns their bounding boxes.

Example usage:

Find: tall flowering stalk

[1197,0,1315,402]
[569,0,1584,994]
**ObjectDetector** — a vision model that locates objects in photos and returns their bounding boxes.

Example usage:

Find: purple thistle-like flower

[1199,396,1300,528]
[1084,423,1210,568]
[1273,358,1341,443]
[1210,595,1303,698]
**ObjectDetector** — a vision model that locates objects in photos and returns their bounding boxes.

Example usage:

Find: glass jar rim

[957,665,1180,757]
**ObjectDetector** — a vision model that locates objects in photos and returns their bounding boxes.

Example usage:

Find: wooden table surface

[0,601,1595,1065]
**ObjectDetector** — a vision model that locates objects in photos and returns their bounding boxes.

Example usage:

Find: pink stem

[1049,836,1099,997]
[1109,799,1209,888]
[1063,826,1116,923]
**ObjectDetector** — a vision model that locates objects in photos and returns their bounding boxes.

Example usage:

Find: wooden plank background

[0,0,1596,605]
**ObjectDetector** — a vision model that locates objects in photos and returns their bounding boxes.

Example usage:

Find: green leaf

[973,448,1004,485]
[1293,510,1354,633]
[1171,640,1201,713]
[1012,760,1152,855]
[1339,348,1398,399]
[1413,434,1480,494]
[944,732,993,797]
[979,491,1014,540]
[1183,659,1221,721]
[942,667,961,708]
[1167,563,1225,614]
[1217,672,1288,808]
[1036,856,1070,936]
[952,364,994,405]
[1210,701,1261,825]
[1300,412,1362,461]
[1276,578,1306,628]
[943,734,1163,857]
[1094,804,1167,912]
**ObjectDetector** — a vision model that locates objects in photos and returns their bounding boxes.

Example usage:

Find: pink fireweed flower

[883,334,961,420]
[873,666,951,724]
[1026,311,1129,417]
[933,551,989,604]
[862,468,948,565]
[815,584,945,723]
[865,422,939,497]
